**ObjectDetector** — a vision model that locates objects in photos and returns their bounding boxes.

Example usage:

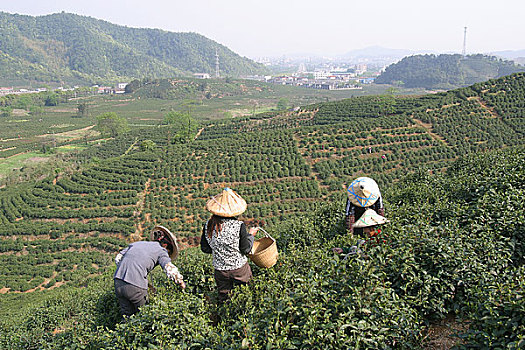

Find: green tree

[76,102,89,118]
[163,111,198,142]
[29,106,44,117]
[140,140,156,152]
[14,95,32,110]
[44,94,59,106]
[0,107,12,118]
[96,112,129,137]
[277,98,289,110]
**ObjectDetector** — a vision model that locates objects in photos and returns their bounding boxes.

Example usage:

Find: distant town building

[193,73,211,79]
[355,64,367,75]
[313,70,330,79]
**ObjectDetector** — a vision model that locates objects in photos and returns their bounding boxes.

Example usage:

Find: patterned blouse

[202,219,252,271]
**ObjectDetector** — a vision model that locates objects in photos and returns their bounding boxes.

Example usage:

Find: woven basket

[248,228,278,268]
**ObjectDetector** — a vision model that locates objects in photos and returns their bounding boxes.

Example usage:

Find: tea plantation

[0,147,523,349]
[0,74,524,293]
[0,73,524,348]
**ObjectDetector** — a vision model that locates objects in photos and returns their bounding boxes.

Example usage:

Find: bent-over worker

[114,225,185,317]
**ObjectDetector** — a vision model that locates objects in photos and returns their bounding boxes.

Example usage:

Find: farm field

[0,79,397,169]
[0,73,523,294]
[0,73,523,348]
[0,146,523,349]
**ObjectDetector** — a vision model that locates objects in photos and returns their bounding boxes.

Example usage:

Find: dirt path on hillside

[37,124,97,140]
[194,127,205,140]
[131,178,151,241]
[473,96,499,118]
[412,117,448,145]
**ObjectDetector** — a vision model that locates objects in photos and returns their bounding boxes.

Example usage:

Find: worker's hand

[178,280,186,289]
[249,227,259,236]
[332,247,344,254]
[148,285,157,295]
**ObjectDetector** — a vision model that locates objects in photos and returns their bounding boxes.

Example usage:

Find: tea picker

[334,208,389,258]
[345,177,385,236]
[113,225,185,317]
[201,188,278,303]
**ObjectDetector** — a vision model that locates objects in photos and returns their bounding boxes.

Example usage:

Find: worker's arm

[164,263,185,288]
[239,223,255,255]
[200,225,212,254]
[345,200,355,233]
[158,251,185,288]
[346,215,355,233]
[115,246,130,265]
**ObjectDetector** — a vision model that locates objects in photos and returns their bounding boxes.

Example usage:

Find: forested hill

[375,54,525,89]
[0,12,266,86]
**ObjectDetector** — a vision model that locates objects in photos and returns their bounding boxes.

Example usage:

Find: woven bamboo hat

[353,209,389,228]
[347,177,381,207]
[206,187,247,217]
[150,225,179,260]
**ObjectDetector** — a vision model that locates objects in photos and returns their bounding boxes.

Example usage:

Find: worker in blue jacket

[114,226,185,317]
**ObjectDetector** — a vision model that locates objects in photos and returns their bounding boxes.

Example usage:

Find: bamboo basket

[248,228,278,268]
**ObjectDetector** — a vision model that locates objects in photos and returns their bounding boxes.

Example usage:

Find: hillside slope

[0,12,266,85]
[375,54,525,89]
[0,73,524,294]
[1,147,523,349]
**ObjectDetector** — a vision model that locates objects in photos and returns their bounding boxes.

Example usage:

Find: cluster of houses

[246,73,375,90]
[244,63,378,90]
[0,83,129,97]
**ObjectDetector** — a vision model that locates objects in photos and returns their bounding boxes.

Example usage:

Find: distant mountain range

[489,49,525,59]
[342,47,525,61]
[341,46,425,59]
[0,12,267,86]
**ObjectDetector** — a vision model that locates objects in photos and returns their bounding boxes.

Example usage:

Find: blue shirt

[114,241,171,289]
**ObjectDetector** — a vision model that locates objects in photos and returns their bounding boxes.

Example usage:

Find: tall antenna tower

[462,27,467,56]
[215,49,220,78]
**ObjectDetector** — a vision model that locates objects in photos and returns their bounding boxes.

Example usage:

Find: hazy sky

[2,0,524,58]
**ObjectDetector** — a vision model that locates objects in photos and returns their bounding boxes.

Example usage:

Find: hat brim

[151,225,179,260]
[352,209,389,228]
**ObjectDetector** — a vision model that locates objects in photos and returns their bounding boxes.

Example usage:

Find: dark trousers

[114,278,148,317]
[214,262,252,302]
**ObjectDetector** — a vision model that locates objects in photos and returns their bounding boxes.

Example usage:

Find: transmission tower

[462,27,467,56]
[215,49,220,78]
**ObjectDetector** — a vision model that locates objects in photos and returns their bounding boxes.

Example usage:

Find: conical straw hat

[347,177,381,207]
[150,225,179,260]
[206,187,247,217]
[353,208,389,228]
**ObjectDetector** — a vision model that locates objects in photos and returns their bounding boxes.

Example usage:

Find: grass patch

[55,144,88,152]
[0,152,52,175]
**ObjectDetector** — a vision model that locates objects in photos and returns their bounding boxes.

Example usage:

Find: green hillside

[0,12,266,86]
[0,73,523,293]
[0,73,524,348]
[375,54,525,89]
[1,147,523,349]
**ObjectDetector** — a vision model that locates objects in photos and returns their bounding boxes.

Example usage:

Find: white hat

[151,225,179,260]
[206,188,247,217]
[347,177,381,207]
[353,208,389,228]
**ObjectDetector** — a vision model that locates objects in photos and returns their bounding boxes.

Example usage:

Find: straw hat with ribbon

[353,208,389,228]
[206,187,247,218]
[347,177,381,207]
[150,225,179,260]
